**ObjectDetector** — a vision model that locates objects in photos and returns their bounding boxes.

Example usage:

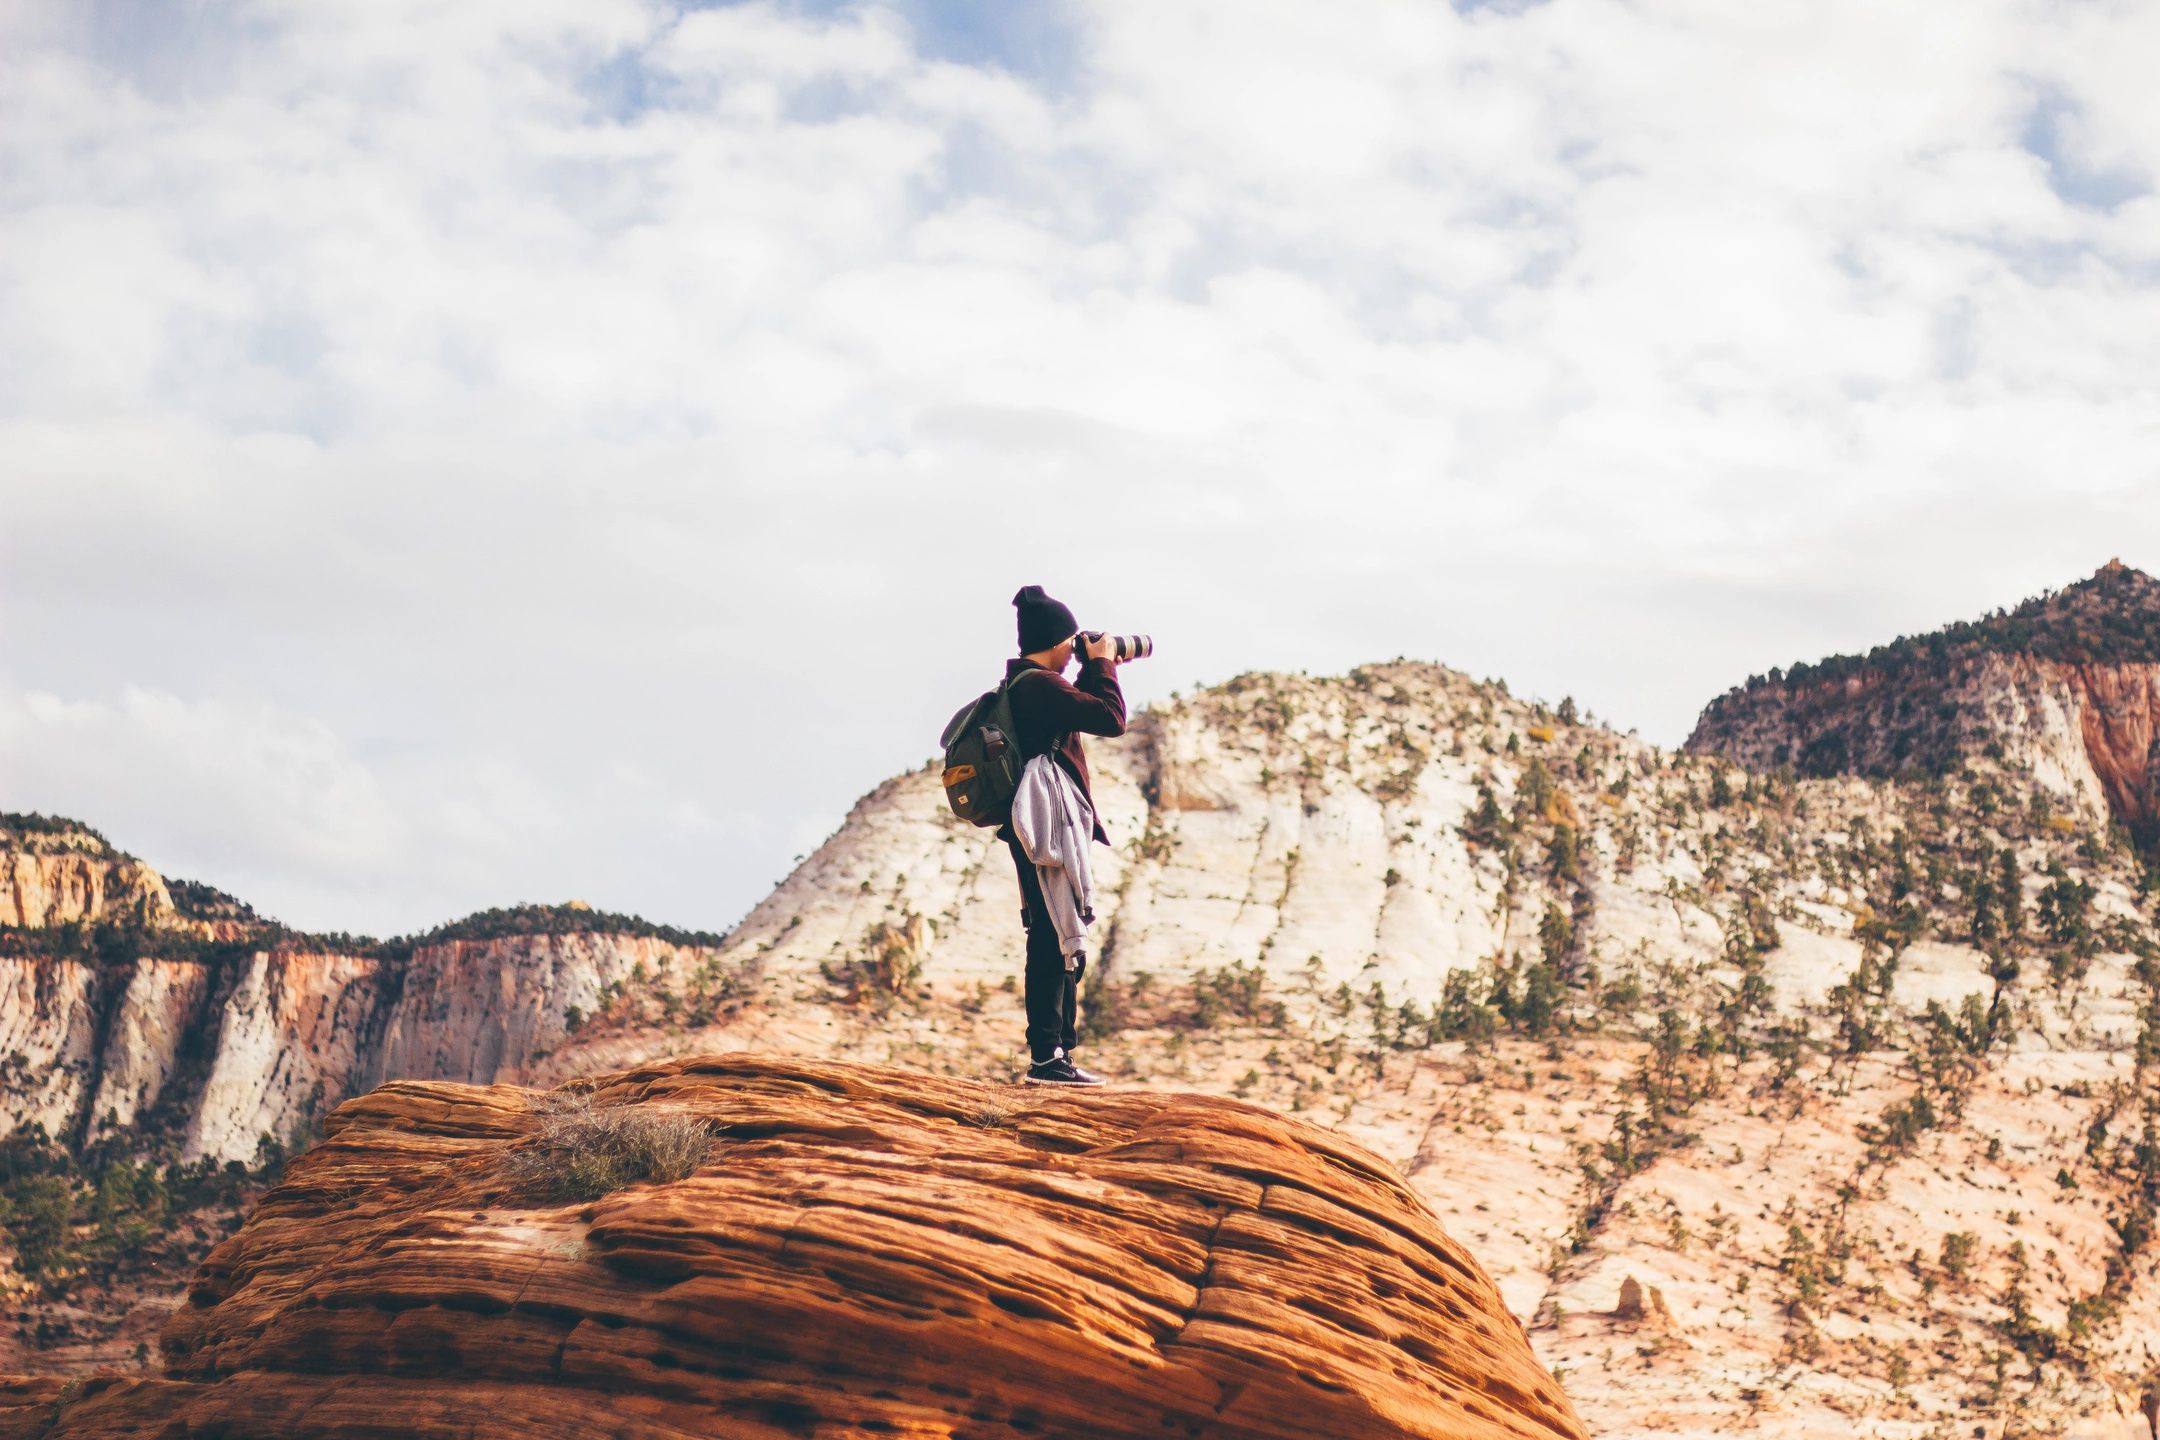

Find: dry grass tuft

[965,1096,1020,1129]
[503,1090,713,1202]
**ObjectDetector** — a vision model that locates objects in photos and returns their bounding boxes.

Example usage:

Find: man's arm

[1022,660,1126,738]
[1071,656,1127,736]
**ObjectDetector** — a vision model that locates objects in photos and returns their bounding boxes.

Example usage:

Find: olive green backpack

[939,670,1045,827]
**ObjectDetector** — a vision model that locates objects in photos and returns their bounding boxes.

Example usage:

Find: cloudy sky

[3,0,2157,937]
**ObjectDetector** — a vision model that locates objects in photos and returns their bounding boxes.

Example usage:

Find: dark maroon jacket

[995,656,1126,845]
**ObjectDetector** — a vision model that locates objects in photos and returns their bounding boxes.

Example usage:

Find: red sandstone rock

[2056,659,2160,839]
[0,1054,1586,1440]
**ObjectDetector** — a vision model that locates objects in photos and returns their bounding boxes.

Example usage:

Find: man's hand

[1081,632,1116,663]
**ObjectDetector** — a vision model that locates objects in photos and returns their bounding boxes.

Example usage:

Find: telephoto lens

[1083,631,1153,662]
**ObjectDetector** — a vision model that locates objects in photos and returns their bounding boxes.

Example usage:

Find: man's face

[1050,635,1076,672]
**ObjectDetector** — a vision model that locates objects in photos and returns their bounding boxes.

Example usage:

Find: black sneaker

[1023,1055,1105,1086]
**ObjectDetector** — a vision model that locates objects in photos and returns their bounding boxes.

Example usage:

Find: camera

[1078,630,1152,662]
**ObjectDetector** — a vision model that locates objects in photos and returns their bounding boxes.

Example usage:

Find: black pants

[1006,837,1083,1063]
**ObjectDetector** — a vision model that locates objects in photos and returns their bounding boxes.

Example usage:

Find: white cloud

[0,687,405,895]
[2,0,2157,933]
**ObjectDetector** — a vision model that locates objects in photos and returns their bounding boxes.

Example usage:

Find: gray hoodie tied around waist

[1010,754,1096,969]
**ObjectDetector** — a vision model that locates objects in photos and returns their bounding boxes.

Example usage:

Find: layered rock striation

[0,1054,1586,1440]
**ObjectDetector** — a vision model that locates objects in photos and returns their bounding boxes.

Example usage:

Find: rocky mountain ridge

[0,819,174,933]
[8,564,2160,1436]
[0,873,751,1163]
[530,571,2160,1437]
[1690,561,2160,846]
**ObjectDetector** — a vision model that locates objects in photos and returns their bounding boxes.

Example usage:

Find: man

[998,584,1126,1085]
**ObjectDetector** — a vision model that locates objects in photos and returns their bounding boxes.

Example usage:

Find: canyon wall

[0,930,735,1162]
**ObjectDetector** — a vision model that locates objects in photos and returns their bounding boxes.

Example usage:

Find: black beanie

[1013,584,1078,654]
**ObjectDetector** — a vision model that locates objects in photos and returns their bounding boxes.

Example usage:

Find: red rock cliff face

[2053,660,2160,843]
[0,1054,1587,1440]
[1689,652,2160,843]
